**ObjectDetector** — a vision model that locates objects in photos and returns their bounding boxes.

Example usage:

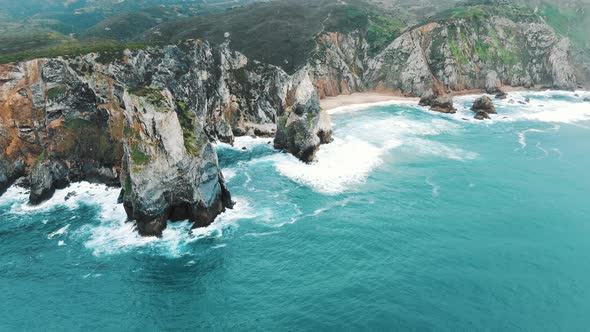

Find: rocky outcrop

[419,94,456,114]
[0,158,25,196]
[364,16,581,97]
[29,159,69,205]
[274,71,333,162]
[308,31,368,98]
[0,40,331,235]
[119,88,232,236]
[471,96,497,120]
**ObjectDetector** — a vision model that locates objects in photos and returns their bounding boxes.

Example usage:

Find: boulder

[419,94,456,114]
[474,111,491,120]
[471,96,497,114]
[471,96,497,120]
[495,91,508,99]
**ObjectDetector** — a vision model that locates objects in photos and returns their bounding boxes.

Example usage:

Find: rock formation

[419,94,456,114]
[471,96,497,120]
[0,40,332,235]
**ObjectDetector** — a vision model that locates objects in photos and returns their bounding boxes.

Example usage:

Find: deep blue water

[1,91,590,331]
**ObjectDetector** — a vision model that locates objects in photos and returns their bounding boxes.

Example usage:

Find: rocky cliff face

[365,17,579,96]
[308,31,368,98]
[306,13,583,100]
[0,40,332,235]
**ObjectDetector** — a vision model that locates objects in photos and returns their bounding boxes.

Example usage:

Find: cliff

[0,40,332,235]
[309,9,585,98]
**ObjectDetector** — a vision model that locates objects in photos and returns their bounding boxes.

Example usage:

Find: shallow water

[1,91,590,330]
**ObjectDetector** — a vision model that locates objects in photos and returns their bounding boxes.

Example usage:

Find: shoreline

[320,88,589,112]
[320,92,419,111]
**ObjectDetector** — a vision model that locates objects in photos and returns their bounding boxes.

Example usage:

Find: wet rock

[474,111,491,120]
[471,96,497,114]
[419,95,456,114]
[120,88,233,237]
[64,192,77,201]
[0,158,26,196]
[584,97,590,102]
[274,71,332,162]
[29,159,70,205]
[525,97,531,103]
[495,91,508,99]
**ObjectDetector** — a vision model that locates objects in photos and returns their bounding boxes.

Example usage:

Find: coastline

[320,92,419,112]
[320,87,589,112]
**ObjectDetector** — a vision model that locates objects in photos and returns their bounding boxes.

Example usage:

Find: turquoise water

[1,91,590,330]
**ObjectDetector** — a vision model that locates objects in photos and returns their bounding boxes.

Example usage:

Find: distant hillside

[0,0,587,69]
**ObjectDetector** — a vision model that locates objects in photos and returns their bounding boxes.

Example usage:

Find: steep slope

[0,40,332,235]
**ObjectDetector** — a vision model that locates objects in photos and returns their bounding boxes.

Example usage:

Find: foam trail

[215,136,271,150]
[48,224,70,239]
[244,231,281,237]
[535,142,549,159]
[328,98,419,115]
[515,125,560,152]
[256,114,473,194]
[425,177,440,197]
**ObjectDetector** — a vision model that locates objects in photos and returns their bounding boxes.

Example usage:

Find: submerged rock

[495,91,508,99]
[474,111,491,120]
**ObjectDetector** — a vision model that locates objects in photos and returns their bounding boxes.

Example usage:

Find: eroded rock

[419,94,456,114]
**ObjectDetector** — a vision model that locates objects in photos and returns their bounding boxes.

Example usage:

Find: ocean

[1,91,589,330]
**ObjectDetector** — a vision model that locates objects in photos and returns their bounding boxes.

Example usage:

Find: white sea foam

[244,231,281,237]
[222,168,237,182]
[425,177,440,197]
[328,98,419,115]
[268,136,387,194]
[81,197,261,257]
[455,91,590,125]
[48,224,70,239]
[0,185,28,208]
[515,125,560,151]
[58,240,66,246]
[257,115,474,194]
[216,136,271,151]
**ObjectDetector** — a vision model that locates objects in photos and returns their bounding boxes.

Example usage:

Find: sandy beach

[320,92,419,111]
